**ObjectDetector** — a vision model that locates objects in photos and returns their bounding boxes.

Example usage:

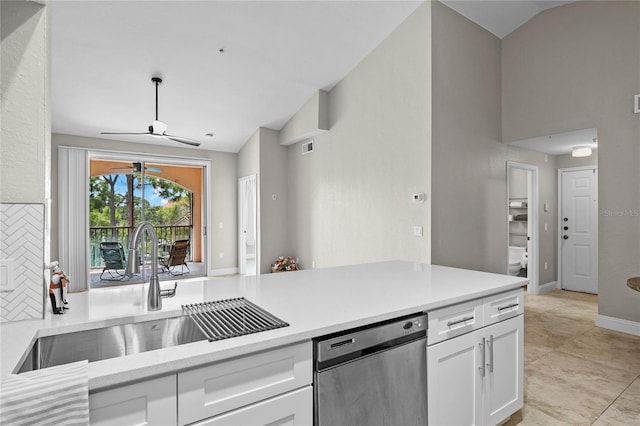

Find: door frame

[506,162,539,295]
[557,166,598,293]
[238,174,258,275]
[88,149,213,279]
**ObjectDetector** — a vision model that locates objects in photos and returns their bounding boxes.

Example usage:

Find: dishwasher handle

[315,313,427,365]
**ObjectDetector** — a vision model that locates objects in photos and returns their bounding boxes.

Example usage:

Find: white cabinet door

[427,328,484,426]
[89,375,177,426]
[427,315,524,426]
[484,315,523,425]
[191,386,312,426]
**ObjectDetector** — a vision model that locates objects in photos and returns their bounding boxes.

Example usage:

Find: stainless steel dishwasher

[314,313,428,426]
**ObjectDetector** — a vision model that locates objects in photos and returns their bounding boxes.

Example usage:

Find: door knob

[563,235,569,240]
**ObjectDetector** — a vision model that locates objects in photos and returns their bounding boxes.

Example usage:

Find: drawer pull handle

[330,338,354,349]
[447,316,474,327]
[497,303,519,312]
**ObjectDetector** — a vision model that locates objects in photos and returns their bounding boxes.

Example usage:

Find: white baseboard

[209,267,238,277]
[596,314,640,337]
[537,281,558,294]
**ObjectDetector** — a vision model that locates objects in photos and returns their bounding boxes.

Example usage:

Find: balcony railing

[90,225,192,268]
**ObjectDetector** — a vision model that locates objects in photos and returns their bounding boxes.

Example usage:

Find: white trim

[596,314,640,337]
[538,281,559,294]
[88,150,213,271]
[209,267,239,277]
[557,166,598,293]
[238,174,258,276]
[507,162,539,295]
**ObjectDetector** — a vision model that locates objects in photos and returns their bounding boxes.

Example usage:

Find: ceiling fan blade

[164,134,201,147]
[101,132,151,135]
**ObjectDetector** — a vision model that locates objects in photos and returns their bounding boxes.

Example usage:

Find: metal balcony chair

[99,242,128,281]
[159,239,191,276]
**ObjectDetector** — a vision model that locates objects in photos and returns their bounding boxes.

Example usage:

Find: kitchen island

[1,261,527,425]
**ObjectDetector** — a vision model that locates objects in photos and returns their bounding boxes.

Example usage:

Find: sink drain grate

[182,298,289,342]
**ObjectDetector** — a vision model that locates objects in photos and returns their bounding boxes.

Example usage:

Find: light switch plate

[0,259,15,291]
[635,94,640,114]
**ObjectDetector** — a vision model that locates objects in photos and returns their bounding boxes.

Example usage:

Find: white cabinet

[178,342,312,425]
[427,289,524,426]
[191,386,312,426]
[89,375,177,426]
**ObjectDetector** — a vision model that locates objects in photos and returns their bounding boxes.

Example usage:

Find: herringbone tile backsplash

[0,204,44,322]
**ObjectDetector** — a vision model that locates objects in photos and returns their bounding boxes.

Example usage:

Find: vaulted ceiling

[51,1,578,153]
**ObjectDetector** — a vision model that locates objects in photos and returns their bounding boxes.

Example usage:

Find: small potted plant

[271,256,298,272]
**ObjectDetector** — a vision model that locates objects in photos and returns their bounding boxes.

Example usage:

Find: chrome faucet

[125,221,165,310]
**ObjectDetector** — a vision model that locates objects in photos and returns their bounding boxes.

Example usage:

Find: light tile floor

[505,289,640,425]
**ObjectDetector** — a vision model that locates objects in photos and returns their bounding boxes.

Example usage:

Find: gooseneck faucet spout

[125,221,162,311]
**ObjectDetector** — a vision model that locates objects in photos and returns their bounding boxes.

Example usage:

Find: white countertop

[0,261,527,390]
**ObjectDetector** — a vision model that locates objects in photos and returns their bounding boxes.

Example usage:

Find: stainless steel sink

[17,315,207,373]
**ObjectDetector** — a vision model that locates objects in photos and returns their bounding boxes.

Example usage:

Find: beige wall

[51,134,238,273]
[237,127,291,273]
[259,128,291,273]
[502,1,640,322]
[1,0,50,205]
[286,2,431,269]
[556,150,598,170]
[431,2,558,285]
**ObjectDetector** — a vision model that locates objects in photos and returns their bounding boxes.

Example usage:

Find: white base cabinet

[427,288,524,426]
[89,375,177,426]
[427,315,523,426]
[191,386,312,426]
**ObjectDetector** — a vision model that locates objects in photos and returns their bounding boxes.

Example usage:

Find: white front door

[560,168,598,293]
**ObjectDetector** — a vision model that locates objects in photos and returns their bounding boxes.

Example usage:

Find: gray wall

[431,2,558,285]
[259,128,291,273]
[286,2,432,269]
[502,1,640,322]
[51,134,239,273]
[237,128,291,273]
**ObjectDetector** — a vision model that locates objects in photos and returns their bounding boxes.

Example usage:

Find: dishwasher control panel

[314,313,427,366]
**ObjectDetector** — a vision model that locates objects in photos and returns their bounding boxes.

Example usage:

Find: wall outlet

[544,261,548,270]
[634,94,640,114]
[272,194,277,201]
[544,223,548,231]
[413,226,423,237]
[218,222,223,229]
[219,252,224,259]
[312,261,316,269]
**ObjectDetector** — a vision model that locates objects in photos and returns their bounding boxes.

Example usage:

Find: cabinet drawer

[483,288,524,326]
[178,342,312,425]
[90,375,177,426]
[428,298,484,345]
[191,386,312,426]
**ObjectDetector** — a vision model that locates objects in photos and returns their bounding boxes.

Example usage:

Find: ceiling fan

[101,77,201,147]
[111,162,162,174]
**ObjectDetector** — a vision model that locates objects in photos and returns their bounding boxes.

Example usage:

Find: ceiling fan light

[151,120,168,135]
[572,146,592,157]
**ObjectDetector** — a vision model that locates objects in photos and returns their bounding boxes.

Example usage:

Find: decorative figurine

[49,261,69,314]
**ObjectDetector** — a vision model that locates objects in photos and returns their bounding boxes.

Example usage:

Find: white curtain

[243,178,256,247]
[58,147,89,292]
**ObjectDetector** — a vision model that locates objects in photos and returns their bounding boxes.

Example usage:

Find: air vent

[302,140,314,155]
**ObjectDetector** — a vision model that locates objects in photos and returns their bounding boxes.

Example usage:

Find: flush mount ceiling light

[571,146,593,157]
